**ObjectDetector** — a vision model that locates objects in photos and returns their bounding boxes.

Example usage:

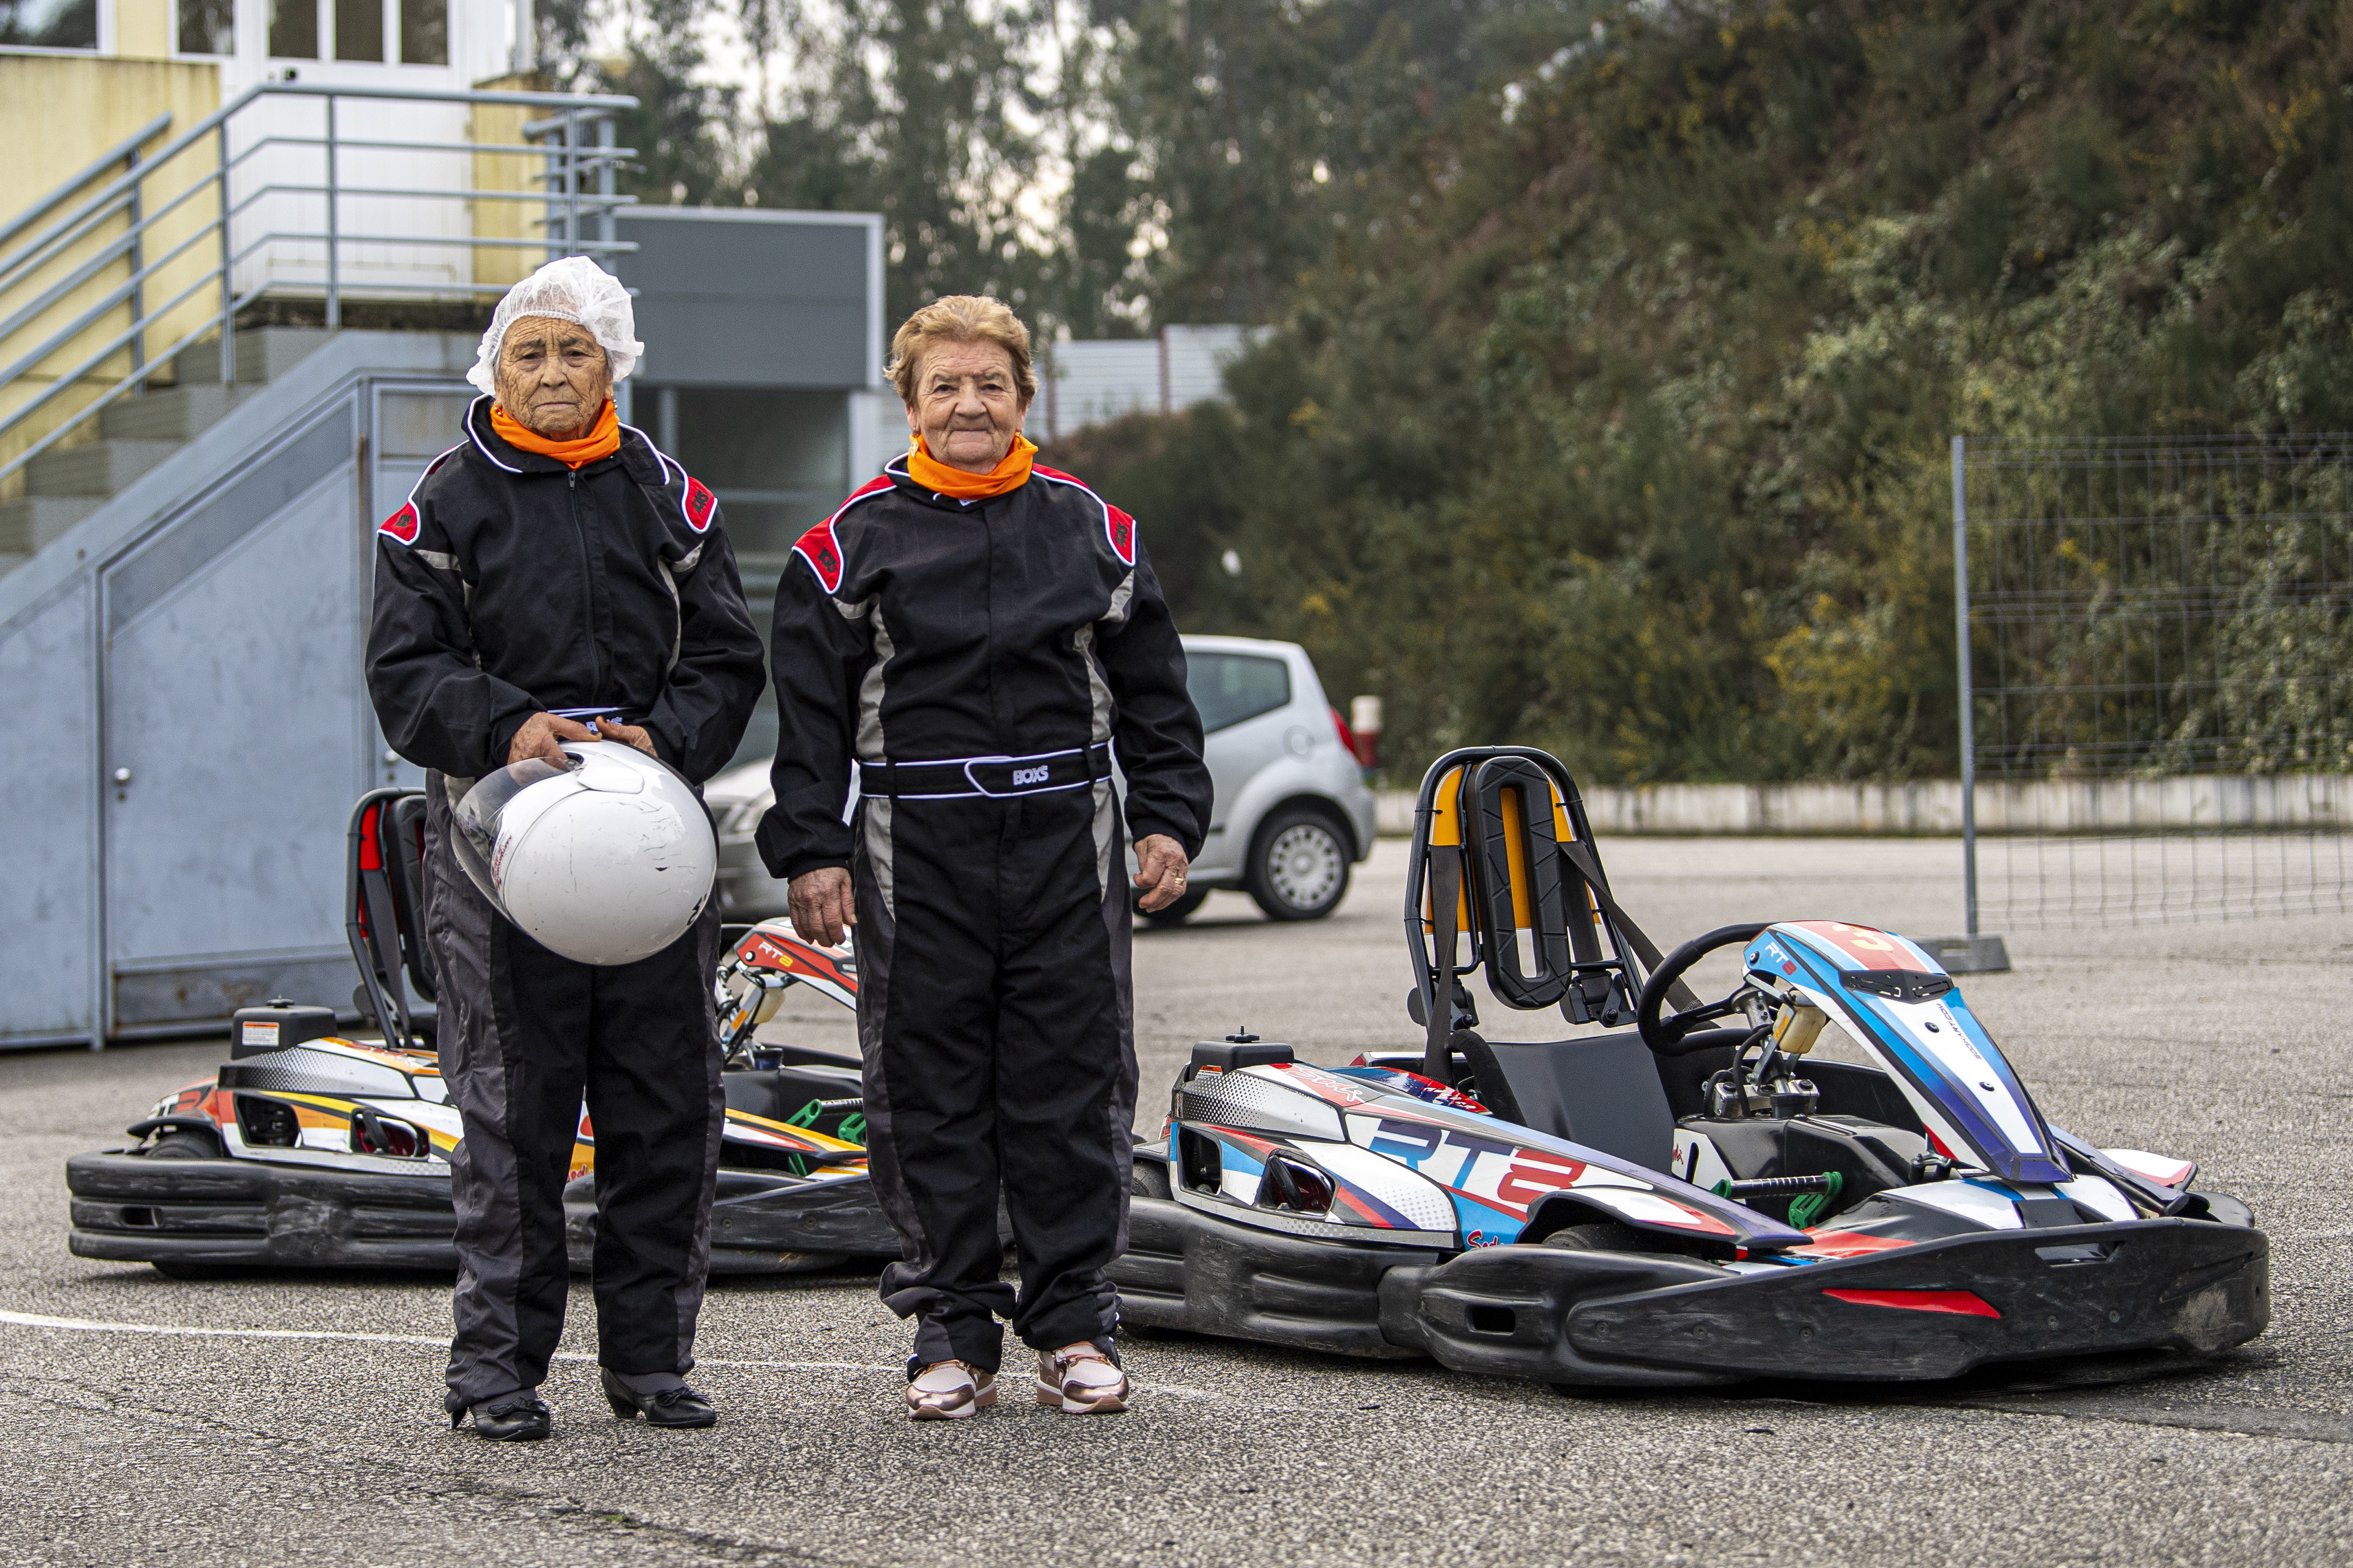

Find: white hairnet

[468,256,644,395]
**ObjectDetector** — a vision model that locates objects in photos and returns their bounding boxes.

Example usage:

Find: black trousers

[422,774,726,1409]
[853,782,1138,1374]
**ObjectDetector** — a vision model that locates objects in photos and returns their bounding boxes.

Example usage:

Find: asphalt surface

[4,838,2348,1566]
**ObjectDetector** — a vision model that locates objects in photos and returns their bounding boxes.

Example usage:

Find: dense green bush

[1045,1,2353,785]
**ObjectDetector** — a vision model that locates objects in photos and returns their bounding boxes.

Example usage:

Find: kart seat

[1459,1033,1675,1172]
[347,788,438,1050]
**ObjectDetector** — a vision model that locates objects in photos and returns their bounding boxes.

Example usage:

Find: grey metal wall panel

[615,214,871,389]
[103,440,364,1006]
[106,406,356,632]
[0,578,99,1045]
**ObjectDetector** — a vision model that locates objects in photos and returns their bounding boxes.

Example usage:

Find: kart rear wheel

[1244,806,1351,922]
[1538,1222,1652,1253]
[1131,1160,1172,1200]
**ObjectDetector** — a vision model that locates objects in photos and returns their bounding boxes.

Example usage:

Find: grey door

[99,398,372,1035]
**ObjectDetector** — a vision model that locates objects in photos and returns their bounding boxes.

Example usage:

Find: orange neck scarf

[906,433,1036,501]
[491,399,621,468]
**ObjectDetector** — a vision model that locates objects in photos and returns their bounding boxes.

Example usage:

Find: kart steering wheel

[1636,922,1772,1057]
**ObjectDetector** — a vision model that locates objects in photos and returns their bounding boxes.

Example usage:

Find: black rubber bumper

[1112,1199,2269,1386]
[69,1153,906,1277]
[564,1169,903,1276]
[66,1151,457,1271]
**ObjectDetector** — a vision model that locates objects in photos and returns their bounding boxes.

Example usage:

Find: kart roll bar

[1403,747,1697,1085]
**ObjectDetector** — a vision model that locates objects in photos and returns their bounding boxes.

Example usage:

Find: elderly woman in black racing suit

[757,295,1211,1419]
[368,257,764,1441]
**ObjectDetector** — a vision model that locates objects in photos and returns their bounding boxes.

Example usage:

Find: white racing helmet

[450,742,715,966]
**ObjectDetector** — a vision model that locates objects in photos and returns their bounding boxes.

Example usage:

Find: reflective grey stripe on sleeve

[1101,569,1136,628]
[414,548,460,572]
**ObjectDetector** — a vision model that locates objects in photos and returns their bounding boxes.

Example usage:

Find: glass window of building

[176,0,234,53]
[398,0,444,62]
[268,0,316,56]
[664,389,850,569]
[1,0,99,46]
[334,0,380,58]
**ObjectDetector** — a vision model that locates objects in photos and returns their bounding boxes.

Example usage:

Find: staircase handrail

[0,81,640,492]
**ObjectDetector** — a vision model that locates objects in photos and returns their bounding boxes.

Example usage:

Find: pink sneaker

[905,1360,996,1420]
[1035,1343,1129,1414]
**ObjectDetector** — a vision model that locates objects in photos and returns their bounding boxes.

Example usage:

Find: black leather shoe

[454,1390,551,1442]
[601,1369,718,1429]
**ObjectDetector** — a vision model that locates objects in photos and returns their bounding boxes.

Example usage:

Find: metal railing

[0,81,639,489]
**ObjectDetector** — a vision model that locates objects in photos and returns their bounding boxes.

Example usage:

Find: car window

[1188,652,1291,733]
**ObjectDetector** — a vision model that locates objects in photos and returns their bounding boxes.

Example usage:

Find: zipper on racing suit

[566,466,609,701]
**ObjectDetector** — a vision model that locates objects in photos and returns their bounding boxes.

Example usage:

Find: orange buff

[906,433,1037,501]
[490,399,621,468]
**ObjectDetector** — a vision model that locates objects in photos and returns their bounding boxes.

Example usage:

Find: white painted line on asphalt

[0,1308,1222,1398]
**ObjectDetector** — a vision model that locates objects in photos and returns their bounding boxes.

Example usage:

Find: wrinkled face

[494,315,611,439]
[906,339,1029,473]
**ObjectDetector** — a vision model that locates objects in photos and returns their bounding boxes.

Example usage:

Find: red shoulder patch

[1105,503,1137,566]
[792,521,845,592]
[683,476,716,532]
[379,503,420,545]
[794,477,893,594]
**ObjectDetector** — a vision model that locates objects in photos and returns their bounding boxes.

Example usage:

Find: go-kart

[1111,746,2268,1385]
[66,788,902,1277]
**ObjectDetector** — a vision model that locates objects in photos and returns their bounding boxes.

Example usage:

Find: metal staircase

[0,79,637,578]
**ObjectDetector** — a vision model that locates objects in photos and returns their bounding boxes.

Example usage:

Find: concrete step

[100,382,254,443]
[172,327,338,386]
[25,439,179,498]
[0,495,105,553]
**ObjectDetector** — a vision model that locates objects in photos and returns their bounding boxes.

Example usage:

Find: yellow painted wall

[469,72,548,294]
[0,56,222,490]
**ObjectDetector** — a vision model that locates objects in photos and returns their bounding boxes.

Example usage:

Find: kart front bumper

[1113,1197,2269,1386]
[69,1152,905,1276]
[67,1150,456,1271]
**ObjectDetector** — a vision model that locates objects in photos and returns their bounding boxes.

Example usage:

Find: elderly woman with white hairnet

[365,256,765,1442]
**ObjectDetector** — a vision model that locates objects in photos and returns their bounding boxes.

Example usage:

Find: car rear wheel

[1244,806,1351,921]
[1137,886,1211,926]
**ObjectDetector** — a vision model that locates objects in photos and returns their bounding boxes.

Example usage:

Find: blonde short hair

[888,295,1036,406]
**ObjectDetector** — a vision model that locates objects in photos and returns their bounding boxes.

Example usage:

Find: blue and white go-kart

[1112,746,2267,1386]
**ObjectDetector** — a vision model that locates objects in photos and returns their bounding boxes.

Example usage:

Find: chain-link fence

[1955,434,2353,928]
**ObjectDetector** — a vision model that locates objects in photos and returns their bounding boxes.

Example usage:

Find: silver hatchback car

[706,634,1376,925]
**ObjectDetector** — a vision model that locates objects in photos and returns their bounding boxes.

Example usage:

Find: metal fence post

[324,95,340,328]
[1953,434,1978,938]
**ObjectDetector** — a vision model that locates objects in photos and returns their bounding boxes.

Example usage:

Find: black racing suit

[366,397,764,1411]
[756,455,1209,1373]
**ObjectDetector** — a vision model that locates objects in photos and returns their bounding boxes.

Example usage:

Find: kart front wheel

[144,1129,224,1160]
[1245,807,1351,922]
